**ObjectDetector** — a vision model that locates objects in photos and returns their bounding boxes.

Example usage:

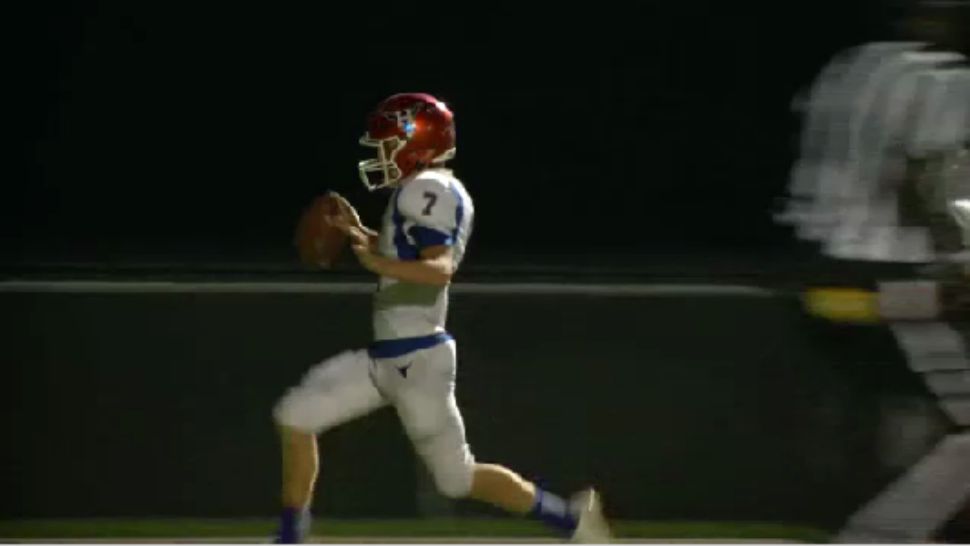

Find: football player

[272,93,611,543]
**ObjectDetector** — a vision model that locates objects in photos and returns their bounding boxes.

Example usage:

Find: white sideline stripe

[0,280,774,297]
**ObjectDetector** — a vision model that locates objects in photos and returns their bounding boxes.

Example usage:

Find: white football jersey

[372,168,474,340]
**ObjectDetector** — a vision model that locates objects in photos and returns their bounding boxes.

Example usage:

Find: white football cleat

[570,488,612,543]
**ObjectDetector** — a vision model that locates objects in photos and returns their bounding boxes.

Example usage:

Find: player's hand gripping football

[325,192,374,245]
[294,191,375,269]
[350,235,382,273]
[323,192,382,272]
[323,192,364,236]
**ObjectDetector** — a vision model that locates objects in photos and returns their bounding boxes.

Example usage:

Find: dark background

[8,1,895,271]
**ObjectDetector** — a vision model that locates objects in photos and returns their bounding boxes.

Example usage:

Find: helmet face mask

[357,93,456,191]
[358,134,406,190]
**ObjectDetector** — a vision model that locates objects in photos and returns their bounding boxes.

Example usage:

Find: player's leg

[278,425,318,517]
[467,463,536,513]
[381,341,609,541]
[467,462,594,536]
[465,464,609,542]
[405,394,597,538]
[272,349,386,543]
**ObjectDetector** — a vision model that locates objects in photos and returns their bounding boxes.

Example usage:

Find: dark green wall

[0,288,948,529]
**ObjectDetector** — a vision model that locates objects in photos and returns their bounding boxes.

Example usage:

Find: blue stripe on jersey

[448,181,464,243]
[409,225,453,248]
[368,332,453,359]
[391,187,419,260]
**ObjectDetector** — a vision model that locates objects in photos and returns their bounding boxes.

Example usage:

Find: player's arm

[350,178,460,285]
[351,242,454,286]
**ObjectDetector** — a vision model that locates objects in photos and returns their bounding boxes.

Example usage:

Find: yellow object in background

[803,287,880,323]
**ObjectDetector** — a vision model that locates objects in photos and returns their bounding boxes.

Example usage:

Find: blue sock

[529,488,577,534]
[275,507,310,544]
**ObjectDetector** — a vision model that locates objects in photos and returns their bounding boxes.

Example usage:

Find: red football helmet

[358,93,457,191]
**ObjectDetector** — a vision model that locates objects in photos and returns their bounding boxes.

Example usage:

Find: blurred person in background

[778,0,969,266]
[777,1,970,542]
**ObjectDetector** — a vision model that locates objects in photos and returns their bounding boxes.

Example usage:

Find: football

[294,194,348,268]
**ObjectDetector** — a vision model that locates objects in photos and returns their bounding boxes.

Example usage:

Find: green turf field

[0,519,830,542]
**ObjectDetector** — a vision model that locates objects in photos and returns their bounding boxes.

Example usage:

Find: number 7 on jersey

[422,192,438,215]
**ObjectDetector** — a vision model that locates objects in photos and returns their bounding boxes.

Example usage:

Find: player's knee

[272,390,313,432]
[432,467,474,499]
[428,453,476,499]
[272,350,364,433]
[272,396,293,427]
